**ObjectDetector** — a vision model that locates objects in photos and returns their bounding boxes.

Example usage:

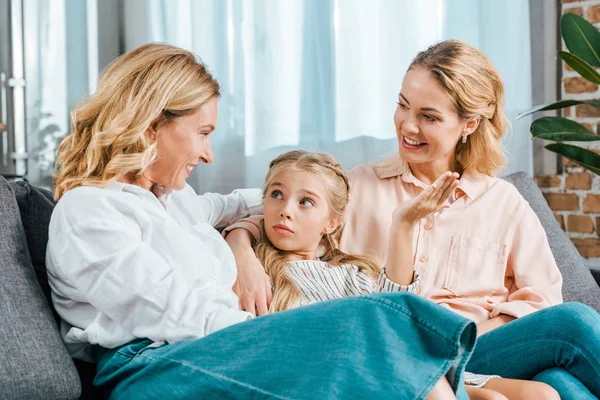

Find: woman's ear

[147,127,158,141]
[464,118,480,136]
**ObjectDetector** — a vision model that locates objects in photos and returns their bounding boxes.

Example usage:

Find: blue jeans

[467,302,600,400]
[95,293,475,399]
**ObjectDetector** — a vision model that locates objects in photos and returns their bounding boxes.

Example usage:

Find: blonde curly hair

[53,43,220,200]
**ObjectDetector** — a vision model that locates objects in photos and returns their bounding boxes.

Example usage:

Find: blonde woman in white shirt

[46,43,477,399]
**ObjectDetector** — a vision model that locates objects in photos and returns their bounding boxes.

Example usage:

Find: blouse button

[420,255,429,262]
[424,222,433,230]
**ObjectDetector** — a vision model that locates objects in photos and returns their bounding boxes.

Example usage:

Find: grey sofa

[1,172,599,400]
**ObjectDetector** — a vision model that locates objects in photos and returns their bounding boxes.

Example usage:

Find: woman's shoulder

[59,184,141,208]
[348,153,403,182]
[489,175,527,202]
[53,183,146,228]
[471,173,530,214]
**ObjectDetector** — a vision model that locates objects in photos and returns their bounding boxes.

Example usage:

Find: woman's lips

[401,135,427,150]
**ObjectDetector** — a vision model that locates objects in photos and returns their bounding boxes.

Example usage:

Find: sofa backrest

[502,172,600,312]
[0,176,80,399]
[10,180,60,324]
[7,174,600,319]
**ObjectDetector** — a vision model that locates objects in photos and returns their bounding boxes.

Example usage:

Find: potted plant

[518,13,600,174]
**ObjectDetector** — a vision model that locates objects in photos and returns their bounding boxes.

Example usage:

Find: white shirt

[46,182,262,360]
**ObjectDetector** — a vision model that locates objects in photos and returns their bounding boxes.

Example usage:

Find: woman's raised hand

[392,171,460,227]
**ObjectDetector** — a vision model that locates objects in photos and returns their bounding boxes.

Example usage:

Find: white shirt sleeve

[175,186,263,228]
[48,216,252,343]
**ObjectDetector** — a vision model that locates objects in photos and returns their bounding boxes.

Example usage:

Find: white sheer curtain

[23,0,68,187]
[122,0,532,193]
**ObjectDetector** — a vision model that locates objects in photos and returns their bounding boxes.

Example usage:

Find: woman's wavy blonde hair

[53,43,220,200]
[255,150,380,312]
[409,40,507,176]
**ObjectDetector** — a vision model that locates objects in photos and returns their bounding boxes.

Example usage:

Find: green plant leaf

[545,143,600,175]
[561,13,600,67]
[559,51,600,84]
[531,117,600,141]
[517,99,600,119]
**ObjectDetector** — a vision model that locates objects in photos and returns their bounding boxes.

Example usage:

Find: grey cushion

[10,181,59,325]
[0,176,81,399]
[503,172,600,313]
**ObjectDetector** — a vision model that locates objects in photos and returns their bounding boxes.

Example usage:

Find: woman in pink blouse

[226,40,600,399]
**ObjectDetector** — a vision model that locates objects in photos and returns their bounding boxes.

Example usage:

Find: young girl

[227,149,558,400]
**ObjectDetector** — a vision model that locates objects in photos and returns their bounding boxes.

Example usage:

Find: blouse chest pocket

[443,235,507,297]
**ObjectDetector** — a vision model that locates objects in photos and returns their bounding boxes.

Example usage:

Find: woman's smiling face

[394,67,469,170]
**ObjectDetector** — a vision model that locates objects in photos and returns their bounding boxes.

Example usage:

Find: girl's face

[394,67,477,170]
[263,168,339,259]
[142,97,218,190]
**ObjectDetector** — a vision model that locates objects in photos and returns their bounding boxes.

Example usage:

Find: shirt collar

[372,153,493,201]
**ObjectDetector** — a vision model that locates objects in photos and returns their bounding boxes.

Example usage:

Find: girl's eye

[271,190,283,199]
[423,115,437,122]
[300,198,314,207]
[396,101,407,110]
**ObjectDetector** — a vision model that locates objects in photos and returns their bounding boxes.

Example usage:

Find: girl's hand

[392,171,460,228]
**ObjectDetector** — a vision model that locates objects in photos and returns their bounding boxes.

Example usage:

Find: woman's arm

[386,223,418,286]
[47,216,252,342]
[175,185,263,229]
[222,215,272,316]
[385,172,460,286]
[489,199,563,320]
[225,227,272,316]
[222,215,264,242]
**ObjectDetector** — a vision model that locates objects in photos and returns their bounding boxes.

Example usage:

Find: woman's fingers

[265,275,273,308]
[437,173,457,197]
[423,172,451,201]
[428,172,458,203]
[438,178,460,205]
[255,295,269,316]
[411,171,461,220]
[240,295,257,317]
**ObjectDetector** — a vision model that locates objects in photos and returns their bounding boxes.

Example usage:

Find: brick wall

[536,0,600,259]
